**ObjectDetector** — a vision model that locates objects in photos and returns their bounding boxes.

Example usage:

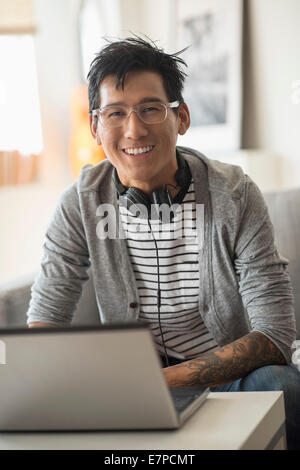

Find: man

[27,37,300,449]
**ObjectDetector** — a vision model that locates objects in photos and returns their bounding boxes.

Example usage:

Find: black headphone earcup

[119,188,151,218]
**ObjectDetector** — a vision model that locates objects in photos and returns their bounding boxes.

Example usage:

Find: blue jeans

[160,356,300,450]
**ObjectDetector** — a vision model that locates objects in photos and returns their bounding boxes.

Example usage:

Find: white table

[0,391,286,450]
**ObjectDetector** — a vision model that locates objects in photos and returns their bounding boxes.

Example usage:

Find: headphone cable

[147,219,170,368]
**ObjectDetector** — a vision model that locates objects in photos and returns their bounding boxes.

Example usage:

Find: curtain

[0,0,36,34]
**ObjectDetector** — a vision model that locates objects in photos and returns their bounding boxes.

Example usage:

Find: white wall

[243,0,300,189]
[33,0,82,186]
[119,0,175,51]
[0,183,66,283]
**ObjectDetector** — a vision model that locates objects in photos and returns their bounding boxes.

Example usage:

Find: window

[0,34,43,155]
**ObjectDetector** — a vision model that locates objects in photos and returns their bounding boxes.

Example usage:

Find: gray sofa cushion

[1,285,32,327]
[0,276,33,327]
[263,187,300,339]
[0,271,100,328]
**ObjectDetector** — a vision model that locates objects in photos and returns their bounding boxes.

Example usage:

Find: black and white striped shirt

[120,181,218,360]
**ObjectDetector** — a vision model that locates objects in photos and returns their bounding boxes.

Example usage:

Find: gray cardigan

[27,147,296,363]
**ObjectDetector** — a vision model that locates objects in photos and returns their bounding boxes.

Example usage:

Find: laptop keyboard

[169,387,206,413]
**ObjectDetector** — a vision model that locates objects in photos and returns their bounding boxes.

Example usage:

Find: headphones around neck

[113,151,191,221]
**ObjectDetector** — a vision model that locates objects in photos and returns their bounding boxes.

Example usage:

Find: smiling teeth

[124,146,153,155]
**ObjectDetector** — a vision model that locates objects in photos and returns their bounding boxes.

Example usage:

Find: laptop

[0,323,209,431]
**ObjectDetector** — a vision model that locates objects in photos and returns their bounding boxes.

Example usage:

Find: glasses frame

[91,100,180,128]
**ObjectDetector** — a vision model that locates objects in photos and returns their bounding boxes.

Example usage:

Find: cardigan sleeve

[234,176,296,363]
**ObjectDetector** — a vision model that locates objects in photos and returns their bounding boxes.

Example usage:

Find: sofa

[263,187,300,339]
[0,187,299,340]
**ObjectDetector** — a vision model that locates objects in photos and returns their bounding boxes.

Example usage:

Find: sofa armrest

[0,271,100,328]
[0,273,35,327]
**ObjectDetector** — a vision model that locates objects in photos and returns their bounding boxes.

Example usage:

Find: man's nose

[123,110,148,139]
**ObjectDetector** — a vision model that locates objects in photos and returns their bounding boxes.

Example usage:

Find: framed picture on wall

[175,0,244,156]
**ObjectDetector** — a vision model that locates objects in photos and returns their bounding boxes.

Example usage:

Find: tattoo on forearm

[168,331,286,387]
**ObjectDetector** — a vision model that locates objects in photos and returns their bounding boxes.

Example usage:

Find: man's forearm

[163,331,286,388]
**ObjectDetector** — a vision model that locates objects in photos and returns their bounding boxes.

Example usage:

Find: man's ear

[177,102,190,136]
[89,114,102,145]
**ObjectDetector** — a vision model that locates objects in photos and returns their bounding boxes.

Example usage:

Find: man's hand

[28,322,56,328]
[163,331,286,388]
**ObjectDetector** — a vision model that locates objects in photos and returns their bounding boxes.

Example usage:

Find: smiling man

[27,37,300,449]
[91,70,189,194]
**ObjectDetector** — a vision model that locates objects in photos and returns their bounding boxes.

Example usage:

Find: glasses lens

[100,106,127,128]
[137,102,167,124]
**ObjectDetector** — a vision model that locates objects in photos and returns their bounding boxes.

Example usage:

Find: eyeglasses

[91,100,180,129]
